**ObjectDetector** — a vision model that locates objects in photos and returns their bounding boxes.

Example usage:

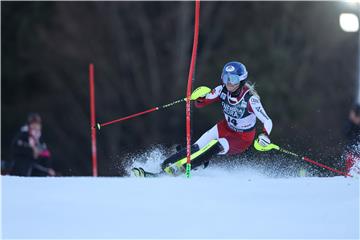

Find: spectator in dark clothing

[10,113,55,176]
[344,104,360,175]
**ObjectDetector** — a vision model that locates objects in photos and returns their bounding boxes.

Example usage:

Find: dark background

[2,1,358,176]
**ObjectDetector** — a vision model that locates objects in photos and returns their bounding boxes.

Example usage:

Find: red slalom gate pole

[185,0,200,178]
[89,63,98,177]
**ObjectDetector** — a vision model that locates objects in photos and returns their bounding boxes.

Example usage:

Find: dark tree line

[2,1,358,176]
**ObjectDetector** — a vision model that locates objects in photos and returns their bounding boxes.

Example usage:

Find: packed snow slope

[1,168,359,239]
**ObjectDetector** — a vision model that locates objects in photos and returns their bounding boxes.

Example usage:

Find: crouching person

[10,113,55,176]
[133,61,273,177]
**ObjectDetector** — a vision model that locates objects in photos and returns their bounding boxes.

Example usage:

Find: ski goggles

[222,72,247,85]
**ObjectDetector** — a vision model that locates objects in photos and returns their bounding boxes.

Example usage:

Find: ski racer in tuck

[132,61,273,177]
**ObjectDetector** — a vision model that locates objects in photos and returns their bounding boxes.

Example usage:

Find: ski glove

[258,133,271,147]
[190,86,211,100]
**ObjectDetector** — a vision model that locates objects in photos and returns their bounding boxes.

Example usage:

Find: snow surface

[1,167,359,239]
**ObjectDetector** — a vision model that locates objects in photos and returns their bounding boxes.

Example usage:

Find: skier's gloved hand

[190,86,211,100]
[258,133,271,147]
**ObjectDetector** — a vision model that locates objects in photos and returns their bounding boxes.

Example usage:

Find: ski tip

[96,123,101,130]
[131,167,145,177]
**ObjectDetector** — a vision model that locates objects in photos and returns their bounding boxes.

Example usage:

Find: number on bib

[227,116,237,126]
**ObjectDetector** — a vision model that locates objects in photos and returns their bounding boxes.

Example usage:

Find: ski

[131,165,184,178]
[131,167,161,178]
[130,140,219,178]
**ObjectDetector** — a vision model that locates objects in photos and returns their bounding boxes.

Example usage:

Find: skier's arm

[248,96,273,135]
[195,85,222,108]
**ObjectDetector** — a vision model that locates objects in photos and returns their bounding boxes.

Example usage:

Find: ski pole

[96,86,211,130]
[96,98,185,130]
[254,140,352,177]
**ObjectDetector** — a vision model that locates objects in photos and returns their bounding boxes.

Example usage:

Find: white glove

[258,133,271,147]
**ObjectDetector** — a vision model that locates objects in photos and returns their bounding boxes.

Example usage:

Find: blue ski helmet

[221,61,248,85]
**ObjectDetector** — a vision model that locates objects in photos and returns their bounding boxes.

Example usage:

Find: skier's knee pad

[161,140,222,171]
[190,141,223,169]
[161,144,200,170]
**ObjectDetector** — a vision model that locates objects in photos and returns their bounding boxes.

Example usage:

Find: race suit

[194,84,273,155]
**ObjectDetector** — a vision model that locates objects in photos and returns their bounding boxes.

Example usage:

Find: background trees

[2,2,357,176]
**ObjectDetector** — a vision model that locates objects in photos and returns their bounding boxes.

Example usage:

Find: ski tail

[131,167,160,178]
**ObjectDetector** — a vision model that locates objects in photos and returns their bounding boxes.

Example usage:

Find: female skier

[133,61,273,177]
